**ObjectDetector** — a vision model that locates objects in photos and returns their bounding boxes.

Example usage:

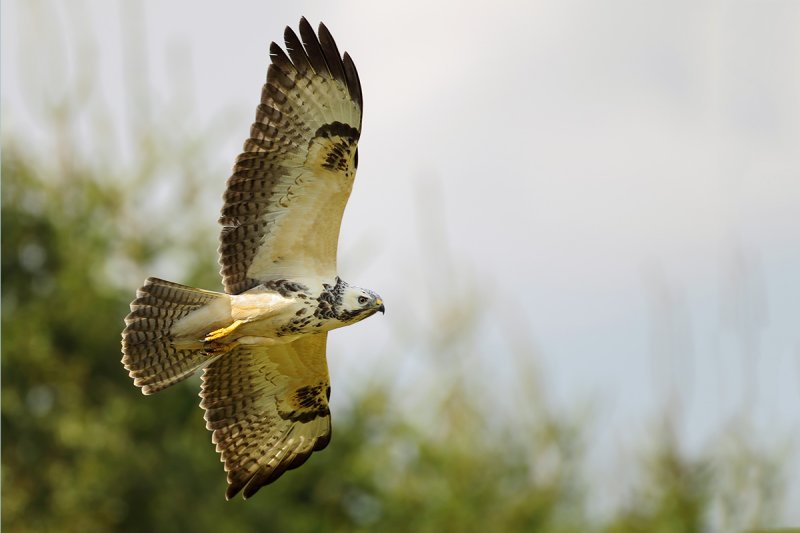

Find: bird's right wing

[200,334,331,499]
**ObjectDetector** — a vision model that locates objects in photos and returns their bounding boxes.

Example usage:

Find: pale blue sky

[4,0,799,524]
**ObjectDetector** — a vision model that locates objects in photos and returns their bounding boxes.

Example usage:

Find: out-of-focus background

[3,1,799,531]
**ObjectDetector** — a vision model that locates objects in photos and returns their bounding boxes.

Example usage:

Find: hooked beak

[376,299,385,315]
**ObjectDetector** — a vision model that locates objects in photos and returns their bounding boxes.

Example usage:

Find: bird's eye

[357,296,368,305]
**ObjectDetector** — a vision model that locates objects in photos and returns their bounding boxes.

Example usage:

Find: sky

[4,0,800,522]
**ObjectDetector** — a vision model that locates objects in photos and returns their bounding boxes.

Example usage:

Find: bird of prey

[121,18,384,500]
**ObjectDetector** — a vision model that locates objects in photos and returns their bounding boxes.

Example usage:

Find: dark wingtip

[317,21,346,83]
[225,483,241,501]
[297,16,311,42]
[297,17,329,77]
[280,18,362,117]
[242,483,258,500]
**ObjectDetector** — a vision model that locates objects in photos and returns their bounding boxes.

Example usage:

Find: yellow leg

[204,320,244,342]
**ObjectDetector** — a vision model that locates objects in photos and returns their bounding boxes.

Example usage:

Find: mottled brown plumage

[201,338,331,499]
[121,18,381,501]
[218,17,362,295]
[122,278,228,394]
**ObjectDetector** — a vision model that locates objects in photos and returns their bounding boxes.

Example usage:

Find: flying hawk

[121,18,384,500]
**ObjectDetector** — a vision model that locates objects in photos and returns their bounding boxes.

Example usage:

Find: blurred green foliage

[0,6,791,526]
[2,142,578,532]
[1,138,789,532]
[0,143,586,532]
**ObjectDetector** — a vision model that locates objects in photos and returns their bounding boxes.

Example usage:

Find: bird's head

[335,285,385,324]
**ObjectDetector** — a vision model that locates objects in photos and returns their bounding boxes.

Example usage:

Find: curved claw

[204,340,240,358]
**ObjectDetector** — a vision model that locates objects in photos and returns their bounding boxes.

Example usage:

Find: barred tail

[122,277,232,395]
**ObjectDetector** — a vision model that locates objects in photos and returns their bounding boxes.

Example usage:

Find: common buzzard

[121,18,383,500]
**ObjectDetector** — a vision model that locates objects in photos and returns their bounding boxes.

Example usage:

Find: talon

[204,340,239,358]
[205,320,244,342]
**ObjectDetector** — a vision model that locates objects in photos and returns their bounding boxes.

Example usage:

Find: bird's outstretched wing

[219,18,363,294]
[200,335,331,499]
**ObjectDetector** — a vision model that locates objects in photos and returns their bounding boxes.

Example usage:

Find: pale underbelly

[235,334,304,346]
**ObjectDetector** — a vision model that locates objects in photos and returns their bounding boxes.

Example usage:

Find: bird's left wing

[219,18,363,294]
[200,335,331,499]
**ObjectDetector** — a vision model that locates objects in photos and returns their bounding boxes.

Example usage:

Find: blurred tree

[603,426,711,533]
[2,2,790,528]
[1,144,586,532]
[0,135,791,533]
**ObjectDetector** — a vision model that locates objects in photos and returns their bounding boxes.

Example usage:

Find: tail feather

[122,277,231,395]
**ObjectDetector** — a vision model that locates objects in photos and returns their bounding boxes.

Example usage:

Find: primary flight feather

[121,18,384,500]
